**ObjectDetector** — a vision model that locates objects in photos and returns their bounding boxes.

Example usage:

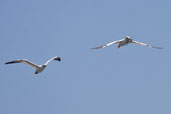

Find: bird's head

[125,36,132,42]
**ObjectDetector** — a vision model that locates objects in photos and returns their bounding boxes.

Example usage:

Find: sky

[0,0,171,114]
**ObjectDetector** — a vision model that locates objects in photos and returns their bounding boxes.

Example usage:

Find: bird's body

[91,36,162,49]
[35,65,46,74]
[117,37,131,48]
[5,56,61,74]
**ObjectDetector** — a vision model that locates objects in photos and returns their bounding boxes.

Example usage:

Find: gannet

[5,56,61,74]
[91,36,162,49]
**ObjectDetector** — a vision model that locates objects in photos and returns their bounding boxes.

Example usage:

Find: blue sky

[0,0,171,114]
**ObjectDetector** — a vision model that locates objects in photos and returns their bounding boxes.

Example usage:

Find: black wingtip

[55,57,61,61]
[5,61,20,64]
[5,62,12,64]
[91,47,100,50]
[154,47,163,49]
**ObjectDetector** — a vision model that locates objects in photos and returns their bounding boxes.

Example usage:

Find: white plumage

[5,56,61,74]
[91,36,162,49]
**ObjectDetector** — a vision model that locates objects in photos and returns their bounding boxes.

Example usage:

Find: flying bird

[91,36,162,49]
[5,56,61,74]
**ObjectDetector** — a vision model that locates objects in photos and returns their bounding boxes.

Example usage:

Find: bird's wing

[131,41,162,49]
[91,40,121,49]
[5,59,39,69]
[44,56,61,65]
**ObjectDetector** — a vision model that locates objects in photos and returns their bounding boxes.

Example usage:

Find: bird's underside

[5,56,61,74]
[91,36,162,50]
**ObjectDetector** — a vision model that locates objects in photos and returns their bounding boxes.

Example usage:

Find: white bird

[91,36,162,49]
[5,56,61,74]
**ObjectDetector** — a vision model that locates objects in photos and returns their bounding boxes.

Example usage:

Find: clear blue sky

[0,0,171,114]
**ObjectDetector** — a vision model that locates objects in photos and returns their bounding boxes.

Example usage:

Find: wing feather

[44,56,61,65]
[131,41,162,49]
[91,40,121,49]
[5,59,39,68]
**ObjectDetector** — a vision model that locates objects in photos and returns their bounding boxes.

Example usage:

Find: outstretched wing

[91,40,122,49]
[5,59,39,69]
[131,41,162,49]
[44,56,61,65]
